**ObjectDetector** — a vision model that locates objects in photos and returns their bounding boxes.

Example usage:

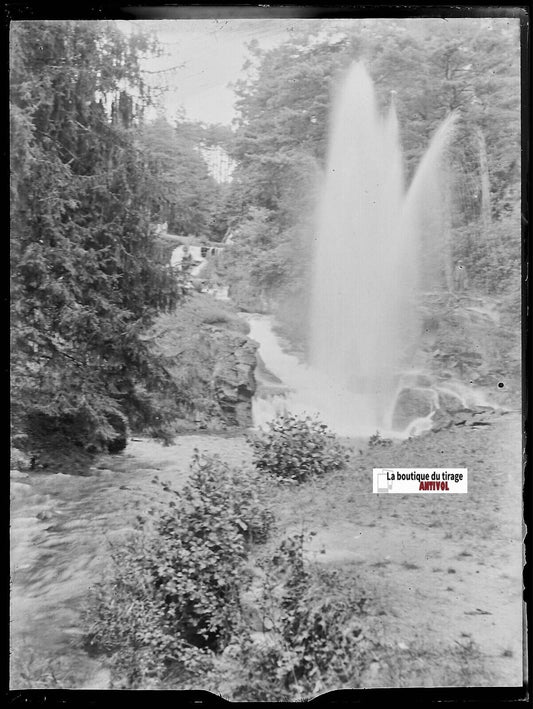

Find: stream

[9,311,295,689]
[10,435,253,688]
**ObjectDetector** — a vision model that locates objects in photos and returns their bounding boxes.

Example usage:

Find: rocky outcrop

[213,334,258,427]
[431,404,501,432]
[149,294,259,431]
[391,387,436,431]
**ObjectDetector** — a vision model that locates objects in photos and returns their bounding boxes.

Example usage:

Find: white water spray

[307,63,456,434]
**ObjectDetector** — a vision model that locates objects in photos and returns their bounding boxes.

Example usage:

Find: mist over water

[251,63,457,437]
[307,63,455,434]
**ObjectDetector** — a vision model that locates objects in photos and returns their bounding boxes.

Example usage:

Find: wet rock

[469,405,495,415]
[105,411,129,454]
[213,335,258,427]
[431,409,453,432]
[392,387,435,431]
[437,390,466,413]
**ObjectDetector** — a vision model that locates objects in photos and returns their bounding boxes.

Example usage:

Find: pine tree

[10,20,182,451]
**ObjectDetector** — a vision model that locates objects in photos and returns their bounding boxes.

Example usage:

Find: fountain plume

[309,62,456,432]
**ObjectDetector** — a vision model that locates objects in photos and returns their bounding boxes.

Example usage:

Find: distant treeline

[217,17,521,331]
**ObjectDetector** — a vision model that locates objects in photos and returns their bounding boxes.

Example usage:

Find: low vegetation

[231,533,374,700]
[249,413,351,483]
[83,451,274,687]
[82,419,366,694]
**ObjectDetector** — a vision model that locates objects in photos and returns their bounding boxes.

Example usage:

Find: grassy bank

[73,409,522,695]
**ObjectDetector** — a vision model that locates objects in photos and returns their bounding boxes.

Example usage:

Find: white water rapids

[247,313,493,439]
[247,314,429,438]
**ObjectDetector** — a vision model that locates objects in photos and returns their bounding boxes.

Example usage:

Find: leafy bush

[233,534,373,700]
[249,413,350,483]
[84,451,275,687]
[146,452,274,651]
[368,431,393,448]
[84,533,211,688]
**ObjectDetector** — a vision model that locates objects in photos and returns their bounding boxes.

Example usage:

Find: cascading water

[307,62,456,435]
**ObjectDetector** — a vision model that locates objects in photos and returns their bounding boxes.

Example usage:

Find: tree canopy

[10,21,184,449]
[138,115,220,237]
[221,18,520,324]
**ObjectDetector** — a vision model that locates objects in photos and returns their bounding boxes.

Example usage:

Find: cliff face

[148,294,258,431]
[213,332,258,427]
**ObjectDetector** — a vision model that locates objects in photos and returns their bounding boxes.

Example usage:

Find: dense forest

[220,18,521,337]
[10,21,221,453]
[10,17,521,454]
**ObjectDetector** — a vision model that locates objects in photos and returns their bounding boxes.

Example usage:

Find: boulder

[430,408,454,432]
[392,387,435,431]
[437,389,466,413]
[104,411,129,454]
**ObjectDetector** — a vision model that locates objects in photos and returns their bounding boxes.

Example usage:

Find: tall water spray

[309,62,455,432]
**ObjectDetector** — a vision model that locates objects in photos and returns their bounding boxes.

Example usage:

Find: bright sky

[118,19,326,126]
[117,17,519,128]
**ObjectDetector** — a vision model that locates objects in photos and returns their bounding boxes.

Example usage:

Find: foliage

[10,21,183,450]
[84,532,212,688]
[138,115,220,237]
[221,18,520,332]
[233,533,373,700]
[368,431,393,448]
[84,451,275,687]
[451,206,521,295]
[249,413,350,483]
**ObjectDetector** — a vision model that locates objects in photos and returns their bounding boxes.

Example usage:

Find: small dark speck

[498,382,504,388]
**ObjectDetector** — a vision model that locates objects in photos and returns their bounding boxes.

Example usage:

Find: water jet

[308,62,456,435]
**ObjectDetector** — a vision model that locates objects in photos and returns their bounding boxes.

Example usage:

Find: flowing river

[9,312,306,688]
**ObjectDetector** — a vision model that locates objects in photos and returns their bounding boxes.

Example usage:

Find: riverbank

[10,408,523,690]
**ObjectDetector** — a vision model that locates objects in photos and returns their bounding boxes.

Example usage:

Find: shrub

[146,452,274,651]
[233,534,373,700]
[83,533,211,688]
[84,451,275,686]
[249,413,350,483]
[368,431,393,448]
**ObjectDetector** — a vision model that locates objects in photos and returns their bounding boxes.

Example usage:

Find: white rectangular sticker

[373,469,468,493]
